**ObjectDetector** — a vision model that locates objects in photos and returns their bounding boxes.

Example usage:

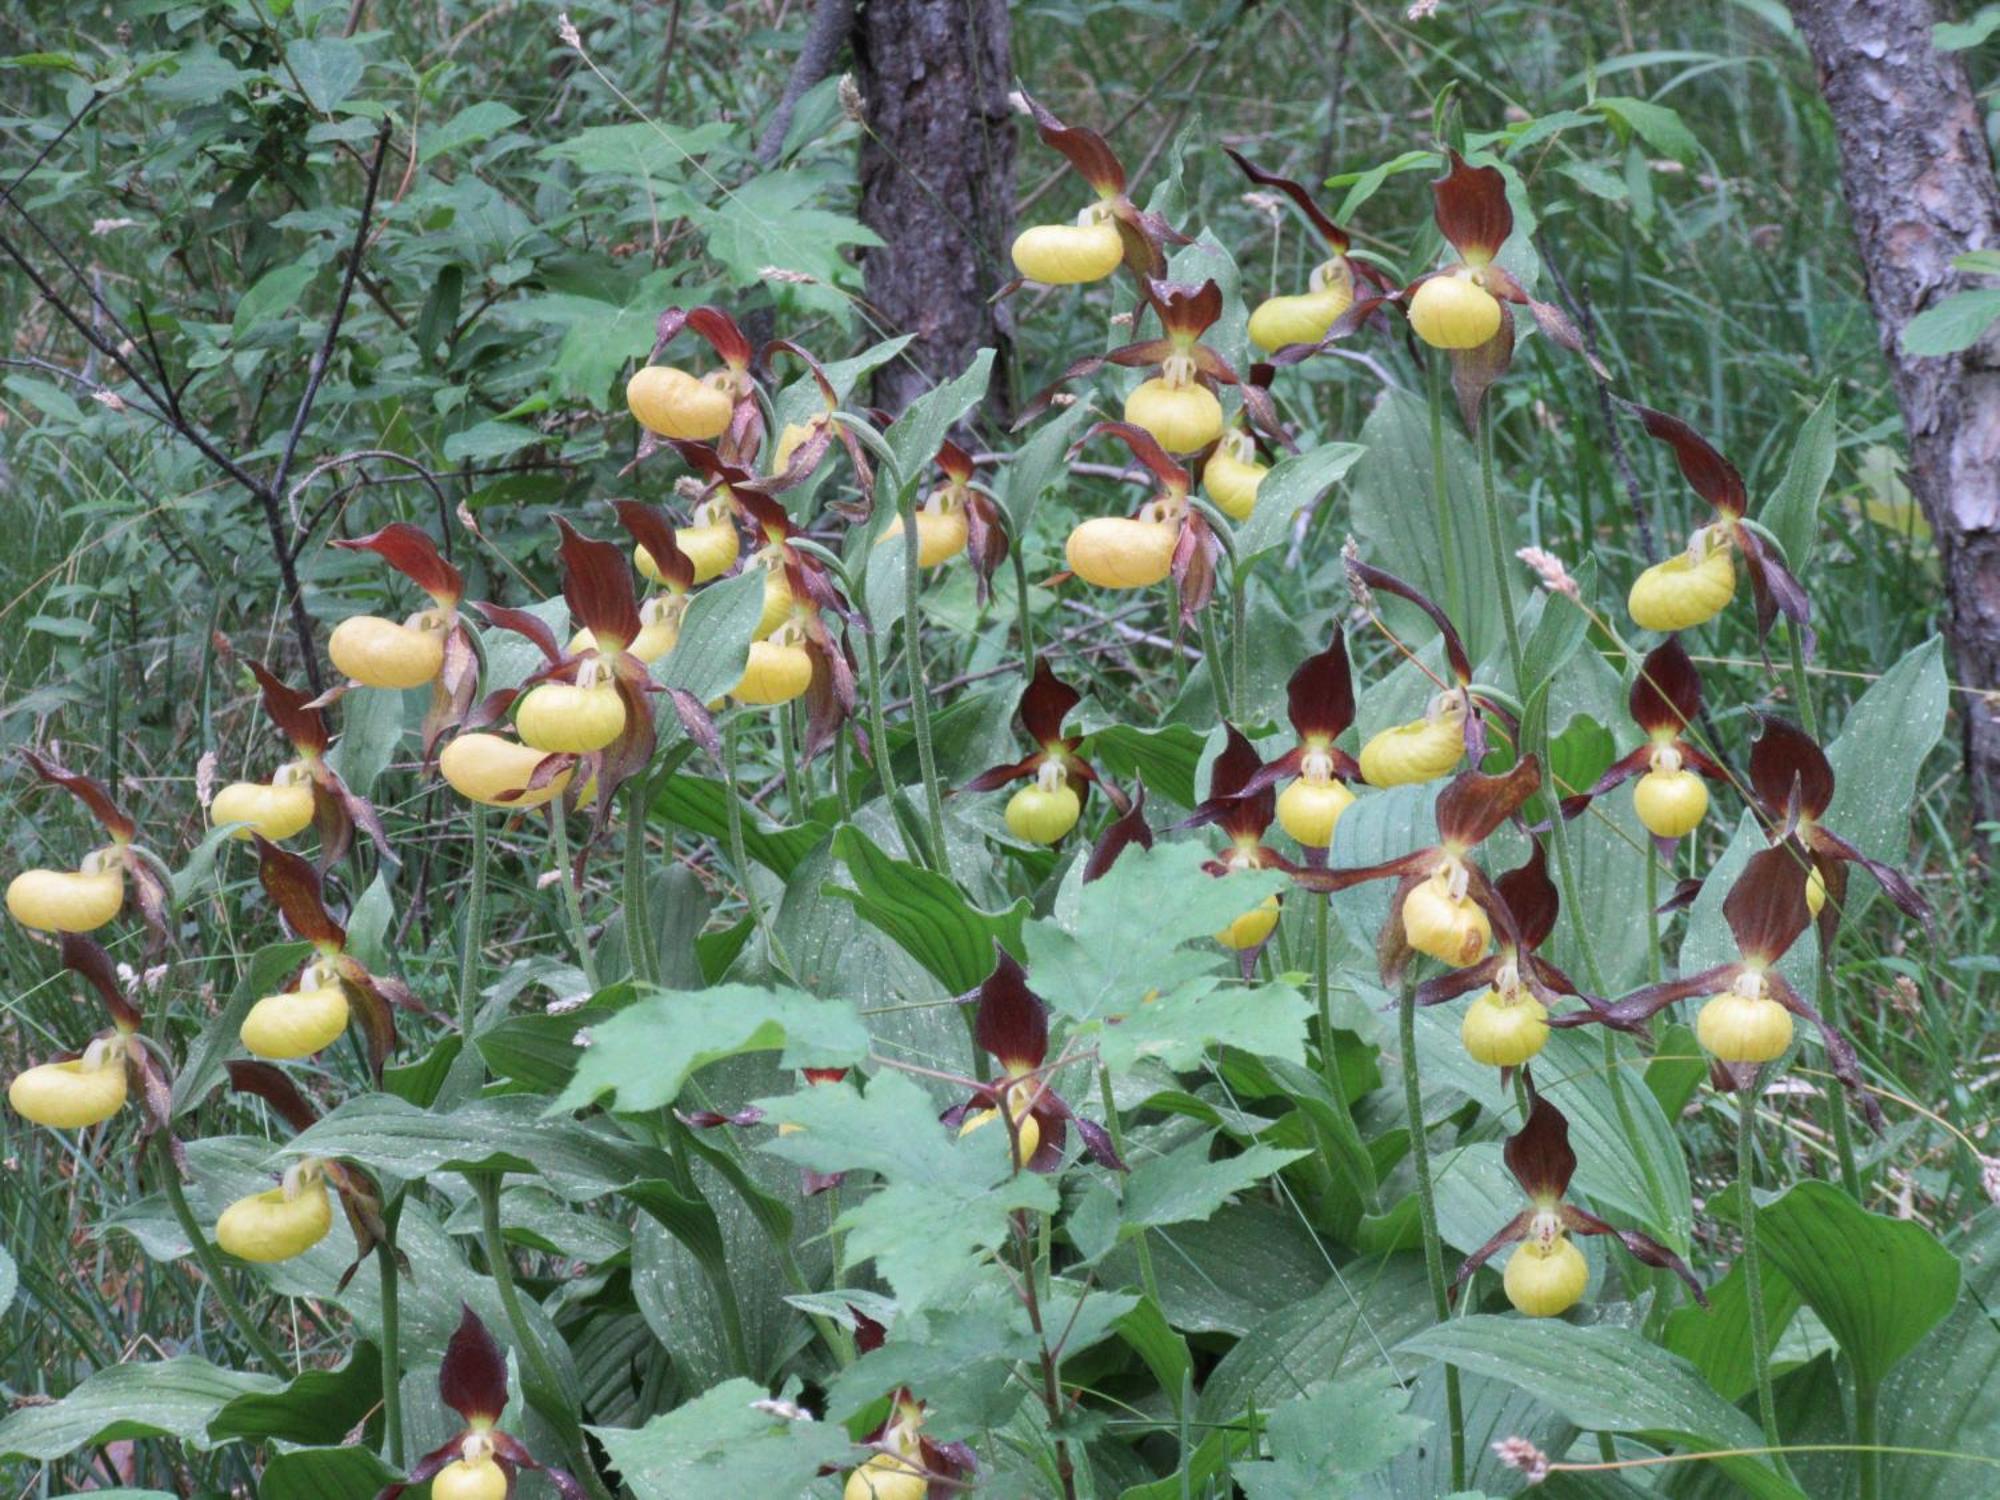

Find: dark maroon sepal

[1288,632,1356,741]
[334,523,463,608]
[248,661,332,757]
[1546,969,1730,1034]
[1432,150,1512,265]
[1504,1093,1577,1200]
[1077,420,1192,496]
[1224,148,1350,253]
[852,1304,889,1355]
[975,946,1049,1072]
[254,836,346,948]
[1624,401,1749,519]
[225,1058,322,1133]
[1631,637,1704,736]
[439,1303,511,1426]
[555,519,642,649]
[1413,957,1499,1009]
[1018,660,1082,747]
[1344,559,1473,683]
[1723,840,1813,964]
[1084,786,1154,883]
[1493,840,1558,951]
[471,602,565,666]
[58,932,143,1032]
[1145,278,1225,343]
[653,304,753,370]
[1435,757,1541,851]
[1763,970,1887,1132]
[1018,87,1126,197]
[612,500,695,592]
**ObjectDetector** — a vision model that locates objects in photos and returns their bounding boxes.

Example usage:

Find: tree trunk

[1790,0,2000,822]
[852,0,1016,418]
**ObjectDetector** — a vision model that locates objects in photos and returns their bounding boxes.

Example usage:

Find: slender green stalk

[1012,544,1038,682]
[154,1135,288,1374]
[1399,983,1465,1491]
[376,1193,406,1466]
[1856,1376,1881,1500]
[547,806,598,991]
[1644,847,1663,985]
[1200,603,1233,719]
[1231,567,1249,719]
[897,481,953,871]
[457,804,490,1041]
[623,778,657,988]
[1426,352,1464,628]
[722,715,790,976]
[779,701,803,825]
[1737,1083,1793,1484]
[1315,895,1377,1212]
[1096,1065,1161,1309]
[858,602,927,866]
[472,1173,617,1500]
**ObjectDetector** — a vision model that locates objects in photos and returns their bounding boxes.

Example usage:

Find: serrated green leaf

[1901,288,2000,356]
[590,1378,855,1494]
[1236,1369,1428,1499]
[1120,1131,1308,1233]
[554,984,870,1112]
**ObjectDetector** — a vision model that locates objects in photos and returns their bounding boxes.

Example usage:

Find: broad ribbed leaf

[0,1358,277,1461]
[830,824,1027,992]
[654,564,763,704]
[1232,441,1367,565]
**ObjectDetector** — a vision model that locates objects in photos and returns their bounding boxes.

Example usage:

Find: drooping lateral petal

[975,946,1049,1071]
[439,1303,511,1426]
[1223,147,1351,253]
[556,519,643,648]
[333,523,463,608]
[1764,971,1887,1132]
[424,623,482,761]
[1630,637,1704,737]
[1414,957,1500,1009]
[1226,745,1305,806]
[1493,840,1559,952]
[332,959,405,1083]
[1503,1094,1578,1200]
[1735,526,1815,648]
[247,661,332,757]
[1548,968,1733,1033]
[1288,632,1357,742]
[1809,826,1932,931]
[1722,840,1814,965]
[1173,513,1221,628]
[1559,1204,1708,1306]
[225,1058,322,1134]
[1449,307,1514,429]
[254,836,346,948]
[373,1437,463,1500]
[1018,660,1083,747]
[964,492,1010,605]
[1432,150,1513,265]
[1344,558,1474,684]
[1018,88,1127,196]
[1573,745,1651,807]
[959,753,1043,794]
[1436,758,1542,852]
[612,500,696,592]
[313,760,394,867]
[1288,848,1435,895]
[1624,401,1749,519]
[1083,786,1154,883]
[1450,1209,1533,1304]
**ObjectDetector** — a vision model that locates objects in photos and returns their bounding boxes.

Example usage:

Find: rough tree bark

[852,0,1016,417]
[1791,0,2000,824]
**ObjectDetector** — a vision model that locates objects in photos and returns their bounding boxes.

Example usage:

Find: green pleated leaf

[553,983,871,1113]
[1662,1251,1802,1404]
[206,1341,380,1444]
[829,823,1028,992]
[257,1445,401,1500]
[1877,1209,2000,1499]
[654,565,764,705]
[1756,1179,1960,1392]
[1399,1317,1804,1500]
[998,400,1090,535]
[650,772,830,878]
[1760,386,1837,572]
[0,1357,276,1461]
[1231,441,1367,566]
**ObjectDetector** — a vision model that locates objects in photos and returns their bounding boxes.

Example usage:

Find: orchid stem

[1315,894,1377,1212]
[1200,603,1233,719]
[1231,567,1249,720]
[377,1192,405,1466]
[1426,350,1464,629]
[898,479,953,873]
[1096,1065,1161,1311]
[859,593,927,867]
[1737,1080,1794,1485]
[457,804,489,1060]
[723,715,791,978]
[1399,981,1465,1491]
[547,806,597,992]
[472,1173,617,1500]
[156,1136,290,1375]
[1012,543,1038,683]
[622,777,657,988]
